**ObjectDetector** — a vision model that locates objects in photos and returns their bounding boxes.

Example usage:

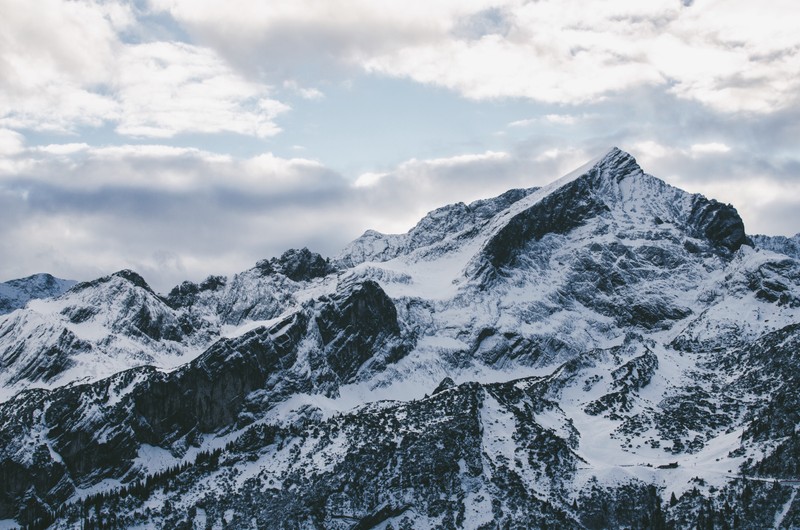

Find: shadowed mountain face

[1,148,800,529]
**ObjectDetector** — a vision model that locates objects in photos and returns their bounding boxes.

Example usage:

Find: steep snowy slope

[0,274,76,315]
[1,147,800,529]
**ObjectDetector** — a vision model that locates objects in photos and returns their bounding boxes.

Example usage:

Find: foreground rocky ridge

[1,148,800,528]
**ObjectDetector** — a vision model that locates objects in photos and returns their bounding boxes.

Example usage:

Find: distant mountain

[752,232,800,260]
[2,148,800,529]
[0,273,76,315]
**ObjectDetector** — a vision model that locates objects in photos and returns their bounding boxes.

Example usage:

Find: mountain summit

[1,149,799,529]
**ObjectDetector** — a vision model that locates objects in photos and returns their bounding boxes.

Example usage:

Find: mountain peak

[598,145,627,161]
[112,269,150,287]
[595,146,642,175]
[564,146,645,190]
[473,146,750,276]
[71,269,156,295]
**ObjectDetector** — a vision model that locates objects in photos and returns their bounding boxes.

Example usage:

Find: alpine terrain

[2,147,800,529]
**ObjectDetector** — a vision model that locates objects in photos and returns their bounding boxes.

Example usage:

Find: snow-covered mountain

[0,270,206,402]
[0,274,76,315]
[2,147,800,529]
[0,250,337,401]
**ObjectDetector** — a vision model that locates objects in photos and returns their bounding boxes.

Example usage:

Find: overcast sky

[1,0,799,291]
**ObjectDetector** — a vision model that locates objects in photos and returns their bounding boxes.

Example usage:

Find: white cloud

[508,119,536,128]
[509,114,582,128]
[690,142,731,155]
[535,148,564,162]
[0,129,25,156]
[631,141,671,160]
[363,32,663,104]
[353,171,388,188]
[0,0,125,132]
[2,0,795,144]
[283,80,325,100]
[150,0,800,113]
[114,42,289,138]
[417,150,509,168]
[0,144,346,289]
[630,141,733,165]
[298,88,325,100]
[0,144,332,195]
[544,114,578,125]
[34,143,92,155]
[147,0,467,69]
[0,1,290,138]
[0,87,119,133]
[0,0,124,88]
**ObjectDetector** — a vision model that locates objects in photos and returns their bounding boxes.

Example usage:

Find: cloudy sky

[1,0,799,291]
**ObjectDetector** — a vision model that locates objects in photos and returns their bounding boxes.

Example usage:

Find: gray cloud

[0,144,352,290]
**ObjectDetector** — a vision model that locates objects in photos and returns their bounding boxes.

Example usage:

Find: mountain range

[1,147,800,529]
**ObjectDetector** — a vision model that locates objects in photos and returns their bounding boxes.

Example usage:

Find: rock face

[686,197,751,253]
[275,247,336,282]
[1,147,800,529]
